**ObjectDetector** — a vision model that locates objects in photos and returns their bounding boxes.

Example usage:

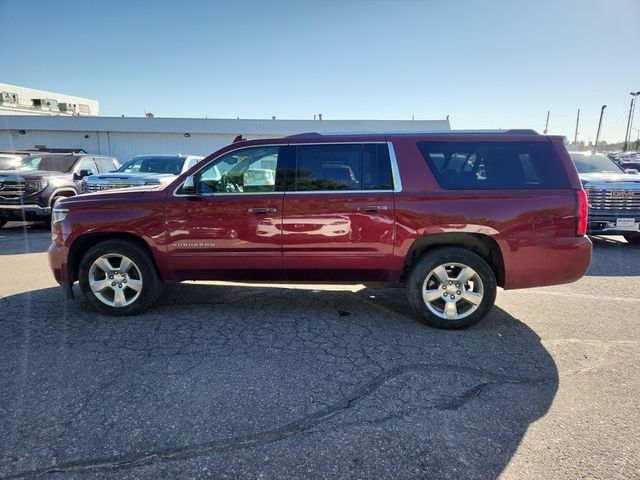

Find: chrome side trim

[284,190,393,195]
[387,142,403,193]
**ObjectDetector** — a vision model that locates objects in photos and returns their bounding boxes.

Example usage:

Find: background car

[82,154,204,193]
[570,151,640,244]
[0,153,120,227]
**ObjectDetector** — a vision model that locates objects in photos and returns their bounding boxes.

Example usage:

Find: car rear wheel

[78,240,163,315]
[407,247,497,329]
[623,233,640,245]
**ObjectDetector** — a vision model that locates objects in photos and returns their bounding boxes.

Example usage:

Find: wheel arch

[49,188,77,207]
[68,232,161,283]
[401,232,505,287]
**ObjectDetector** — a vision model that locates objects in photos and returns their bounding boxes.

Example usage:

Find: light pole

[624,91,640,151]
[574,108,580,144]
[594,105,607,153]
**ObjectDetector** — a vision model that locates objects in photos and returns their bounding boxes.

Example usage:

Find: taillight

[576,189,588,236]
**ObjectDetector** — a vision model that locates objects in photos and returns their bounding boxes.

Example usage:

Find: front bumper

[0,204,51,218]
[48,242,74,298]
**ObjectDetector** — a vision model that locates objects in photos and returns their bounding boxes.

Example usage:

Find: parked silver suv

[570,152,640,244]
[82,154,203,193]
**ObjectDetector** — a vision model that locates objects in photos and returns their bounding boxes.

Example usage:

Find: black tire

[623,233,640,245]
[78,239,164,316]
[406,247,497,329]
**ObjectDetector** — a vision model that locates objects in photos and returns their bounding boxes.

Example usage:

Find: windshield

[118,156,185,174]
[20,155,78,172]
[0,156,23,170]
[570,153,625,174]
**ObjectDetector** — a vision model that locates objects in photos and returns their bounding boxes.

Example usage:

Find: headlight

[51,206,69,224]
[25,179,49,192]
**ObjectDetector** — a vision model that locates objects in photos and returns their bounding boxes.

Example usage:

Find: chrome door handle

[357,205,388,213]
[247,207,277,214]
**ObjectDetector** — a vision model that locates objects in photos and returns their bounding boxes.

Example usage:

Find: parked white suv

[82,154,203,193]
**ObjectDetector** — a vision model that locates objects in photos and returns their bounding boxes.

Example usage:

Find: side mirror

[625,168,639,175]
[182,175,197,194]
[76,169,94,179]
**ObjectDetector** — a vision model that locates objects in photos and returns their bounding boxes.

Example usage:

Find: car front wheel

[407,247,497,329]
[78,240,163,315]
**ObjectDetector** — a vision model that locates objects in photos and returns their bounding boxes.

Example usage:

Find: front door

[164,145,291,281]
[282,143,396,282]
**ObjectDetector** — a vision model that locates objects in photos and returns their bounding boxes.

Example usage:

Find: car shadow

[587,235,640,276]
[1,283,558,479]
[0,222,51,255]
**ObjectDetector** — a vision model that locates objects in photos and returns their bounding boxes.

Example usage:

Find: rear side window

[417,141,570,189]
[295,144,393,191]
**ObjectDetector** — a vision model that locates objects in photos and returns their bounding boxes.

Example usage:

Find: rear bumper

[0,204,51,218]
[503,236,592,290]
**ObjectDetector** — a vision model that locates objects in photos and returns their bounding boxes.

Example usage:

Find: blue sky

[2,0,639,143]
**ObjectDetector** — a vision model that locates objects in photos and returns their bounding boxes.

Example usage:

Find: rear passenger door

[282,143,396,282]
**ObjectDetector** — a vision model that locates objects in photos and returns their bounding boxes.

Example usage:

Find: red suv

[49,131,592,329]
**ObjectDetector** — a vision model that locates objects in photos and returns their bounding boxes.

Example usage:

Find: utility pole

[624,92,640,151]
[574,108,580,144]
[543,110,550,134]
[594,105,607,153]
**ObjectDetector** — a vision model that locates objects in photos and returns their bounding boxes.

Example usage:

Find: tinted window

[195,146,280,194]
[119,156,185,174]
[418,141,570,189]
[363,144,394,190]
[296,144,362,191]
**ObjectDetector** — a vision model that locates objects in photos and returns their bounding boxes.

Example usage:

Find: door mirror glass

[182,175,196,194]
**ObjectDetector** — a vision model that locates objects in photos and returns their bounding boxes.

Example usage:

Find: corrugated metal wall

[0,130,275,162]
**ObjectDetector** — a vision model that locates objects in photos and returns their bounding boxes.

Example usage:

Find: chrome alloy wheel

[88,254,143,308]
[421,262,484,320]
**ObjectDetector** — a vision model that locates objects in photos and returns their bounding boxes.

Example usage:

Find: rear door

[282,143,396,282]
[164,145,292,280]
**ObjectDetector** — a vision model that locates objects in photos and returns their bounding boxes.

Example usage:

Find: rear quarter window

[417,141,570,189]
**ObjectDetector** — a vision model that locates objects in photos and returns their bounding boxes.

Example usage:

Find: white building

[0,115,451,162]
[0,83,99,117]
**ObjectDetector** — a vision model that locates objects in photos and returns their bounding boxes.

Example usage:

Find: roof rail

[505,129,539,135]
[286,132,322,138]
[286,129,540,137]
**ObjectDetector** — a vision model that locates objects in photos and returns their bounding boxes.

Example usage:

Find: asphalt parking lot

[0,222,638,480]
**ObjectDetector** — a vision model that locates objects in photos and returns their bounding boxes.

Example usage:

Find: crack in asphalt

[2,363,552,479]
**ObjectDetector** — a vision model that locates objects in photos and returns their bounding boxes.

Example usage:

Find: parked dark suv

[49,131,592,329]
[0,153,119,227]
